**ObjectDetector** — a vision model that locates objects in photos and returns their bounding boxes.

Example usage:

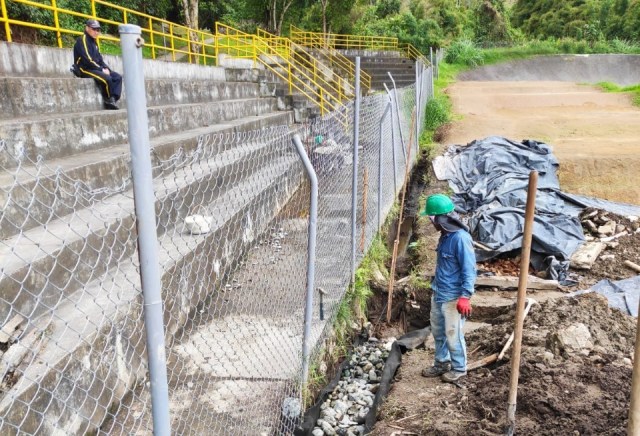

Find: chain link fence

[0,49,438,434]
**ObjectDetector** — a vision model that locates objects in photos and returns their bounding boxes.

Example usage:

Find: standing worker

[421,193,476,383]
[73,19,122,110]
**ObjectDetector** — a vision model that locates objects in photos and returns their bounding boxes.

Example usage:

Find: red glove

[456,297,472,317]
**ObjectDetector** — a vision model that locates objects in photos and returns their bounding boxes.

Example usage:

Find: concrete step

[0,111,293,240]
[0,155,304,434]
[0,76,267,119]
[357,58,415,67]
[0,96,280,170]
[0,132,298,325]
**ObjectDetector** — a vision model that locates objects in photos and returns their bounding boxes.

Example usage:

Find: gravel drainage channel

[295,328,430,436]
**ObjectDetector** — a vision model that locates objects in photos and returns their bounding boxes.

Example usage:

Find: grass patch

[596,81,640,108]
[419,62,462,147]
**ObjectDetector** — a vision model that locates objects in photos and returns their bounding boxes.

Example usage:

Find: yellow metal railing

[258,28,352,104]
[216,23,347,123]
[291,26,430,74]
[403,43,429,65]
[0,0,215,64]
[290,25,372,93]
[290,26,399,51]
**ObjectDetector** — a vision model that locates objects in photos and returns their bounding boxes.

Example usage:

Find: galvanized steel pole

[291,134,318,387]
[430,47,435,98]
[387,72,406,163]
[383,84,398,196]
[378,103,391,233]
[351,57,361,285]
[415,59,421,160]
[118,24,171,436]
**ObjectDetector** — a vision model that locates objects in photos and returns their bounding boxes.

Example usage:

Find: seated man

[73,19,122,110]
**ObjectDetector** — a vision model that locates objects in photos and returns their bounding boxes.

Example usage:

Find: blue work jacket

[432,229,477,303]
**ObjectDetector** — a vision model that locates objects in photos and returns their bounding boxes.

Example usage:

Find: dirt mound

[371,293,635,436]
[461,293,635,435]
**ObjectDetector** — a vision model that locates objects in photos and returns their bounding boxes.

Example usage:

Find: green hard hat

[422,194,454,216]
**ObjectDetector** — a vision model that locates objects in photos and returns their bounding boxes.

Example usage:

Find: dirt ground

[369,58,640,435]
[444,80,640,205]
[371,293,635,436]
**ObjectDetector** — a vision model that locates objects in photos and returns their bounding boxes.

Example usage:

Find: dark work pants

[79,68,122,101]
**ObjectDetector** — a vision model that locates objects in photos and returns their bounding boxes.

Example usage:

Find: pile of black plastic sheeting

[433,136,590,282]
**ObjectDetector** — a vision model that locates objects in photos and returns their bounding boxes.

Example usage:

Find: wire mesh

[0,60,434,435]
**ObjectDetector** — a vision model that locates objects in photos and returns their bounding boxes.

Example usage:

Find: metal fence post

[415,59,421,160]
[383,84,398,196]
[378,103,391,233]
[351,57,361,285]
[291,134,318,388]
[430,47,435,98]
[387,72,406,163]
[119,24,171,436]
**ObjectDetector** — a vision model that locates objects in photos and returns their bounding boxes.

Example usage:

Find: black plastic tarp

[433,136,590,279]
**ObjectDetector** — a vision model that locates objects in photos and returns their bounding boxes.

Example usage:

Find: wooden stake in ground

[360,168,369,252]
[628,296,640,434]
[506,170,538,436]
[387,111,416,323]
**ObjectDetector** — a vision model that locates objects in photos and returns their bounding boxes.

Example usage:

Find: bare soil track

[447,55,640,205]
[370,55,640,435]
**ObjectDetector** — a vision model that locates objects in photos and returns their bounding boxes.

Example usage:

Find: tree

[181,0,200,59]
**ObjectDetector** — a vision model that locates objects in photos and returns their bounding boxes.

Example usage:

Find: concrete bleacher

[341,50,417,91]
[0,40,301,434]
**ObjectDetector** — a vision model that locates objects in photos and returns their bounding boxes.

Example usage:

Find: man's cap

[86,19,101,29]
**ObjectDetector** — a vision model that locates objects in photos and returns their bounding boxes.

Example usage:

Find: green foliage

[408,267,431,294]
[445,38,485,66]
[376,0,401,18]
[424,95,450,132]
[472,0,513,45]
[512,0,640,42]
[333,235,389,345]
[300,0,355,34]
[352,0,473,49]
[302,361,327,406]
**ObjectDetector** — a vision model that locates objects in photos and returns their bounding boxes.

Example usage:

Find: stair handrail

[257,28,352,104]
[403,43,430,66]
[216,23,347,124]
[290,25,371,92]
[0,0,215,65]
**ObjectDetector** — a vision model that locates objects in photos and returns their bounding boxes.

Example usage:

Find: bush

[424,95,450,132]
[445,38,484,66]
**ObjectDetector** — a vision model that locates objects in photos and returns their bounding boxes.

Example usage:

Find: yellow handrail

[216,23,348,124]
[291,26,398,51]
[258,28,353,104]
[403,43,429,66]
[0,0,215,65]
[290,25,372,93]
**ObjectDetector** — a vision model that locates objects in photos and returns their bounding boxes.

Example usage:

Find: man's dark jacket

[73,32,108,71]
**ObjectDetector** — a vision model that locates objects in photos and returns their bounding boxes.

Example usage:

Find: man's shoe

[104,97,119,110]
[421,362,451,378]
[441,370,467,383]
